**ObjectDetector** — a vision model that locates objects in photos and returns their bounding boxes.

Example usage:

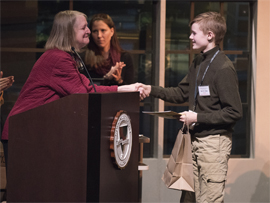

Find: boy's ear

[207,31,215,41]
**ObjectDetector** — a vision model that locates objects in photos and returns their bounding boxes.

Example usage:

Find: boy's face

[189,22,214,53]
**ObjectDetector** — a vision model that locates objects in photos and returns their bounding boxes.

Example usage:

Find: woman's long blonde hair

[45,10,87,52]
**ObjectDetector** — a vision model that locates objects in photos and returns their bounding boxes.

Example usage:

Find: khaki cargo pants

[180,133,232,203]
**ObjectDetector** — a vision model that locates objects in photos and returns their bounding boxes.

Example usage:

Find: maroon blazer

[2,49,117,140]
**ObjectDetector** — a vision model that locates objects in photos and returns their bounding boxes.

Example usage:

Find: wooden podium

[7,92,140,202]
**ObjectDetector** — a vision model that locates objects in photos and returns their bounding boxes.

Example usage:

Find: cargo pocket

[204,174,226,203]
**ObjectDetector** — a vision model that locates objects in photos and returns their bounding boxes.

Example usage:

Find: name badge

[198,86,210,96]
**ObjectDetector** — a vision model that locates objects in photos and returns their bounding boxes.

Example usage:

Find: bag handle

[181,114,190,134]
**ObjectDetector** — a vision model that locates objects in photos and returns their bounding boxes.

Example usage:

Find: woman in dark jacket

[84,13,134,86]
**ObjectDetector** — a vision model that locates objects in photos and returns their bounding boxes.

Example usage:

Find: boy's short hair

[189,12,227,45]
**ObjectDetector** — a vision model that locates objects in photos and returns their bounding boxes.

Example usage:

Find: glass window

[227,53,249,103]
[227,53,250,156]
[37,1,70,48]
[163,53,189,156]
[166,2,191,51]
[194,2,220,16]
[73,1,153,51]
[165,54,189,87]
[224,2,249,51]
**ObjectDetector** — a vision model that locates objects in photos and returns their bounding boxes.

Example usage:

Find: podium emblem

[110,110,132,169]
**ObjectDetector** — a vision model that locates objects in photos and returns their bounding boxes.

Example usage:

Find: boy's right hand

[136,84,151,100]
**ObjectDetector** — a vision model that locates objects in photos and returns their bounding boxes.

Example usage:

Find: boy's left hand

[180,111,197,126]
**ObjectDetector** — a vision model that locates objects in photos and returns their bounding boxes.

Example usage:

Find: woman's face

[73,15,91,50]
[91,20,114,52]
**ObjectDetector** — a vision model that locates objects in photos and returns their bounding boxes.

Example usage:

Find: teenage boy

[139,12,242,202]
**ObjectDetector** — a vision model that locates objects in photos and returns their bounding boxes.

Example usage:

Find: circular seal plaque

[110,110,132,169]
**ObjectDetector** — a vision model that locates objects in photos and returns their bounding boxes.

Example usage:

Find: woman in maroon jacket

[1,10,140,171]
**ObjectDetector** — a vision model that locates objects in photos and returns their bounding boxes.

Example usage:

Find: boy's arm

[150,74,189,104]
[197,67,242,125]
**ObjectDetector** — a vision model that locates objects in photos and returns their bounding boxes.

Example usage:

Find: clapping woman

[84,13,134,85]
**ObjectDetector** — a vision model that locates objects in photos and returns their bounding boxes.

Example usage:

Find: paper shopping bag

[162,126,194,192]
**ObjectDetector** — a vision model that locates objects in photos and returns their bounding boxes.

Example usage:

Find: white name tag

[198,85,210,96]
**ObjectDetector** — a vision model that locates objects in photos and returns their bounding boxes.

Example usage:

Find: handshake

[117,82,198,125]
[117,83,151,100]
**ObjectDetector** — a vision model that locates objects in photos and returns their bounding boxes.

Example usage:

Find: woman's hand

[104,62,126,83]
[117,82,141,92]
[112,66,123,84]
[117,83,148,101]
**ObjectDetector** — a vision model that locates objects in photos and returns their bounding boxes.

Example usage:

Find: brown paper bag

[162,125,194,192]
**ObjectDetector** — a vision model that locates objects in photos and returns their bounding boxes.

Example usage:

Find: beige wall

[225,0,270,202]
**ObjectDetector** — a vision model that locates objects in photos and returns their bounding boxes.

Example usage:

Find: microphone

[71,47,96,92]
